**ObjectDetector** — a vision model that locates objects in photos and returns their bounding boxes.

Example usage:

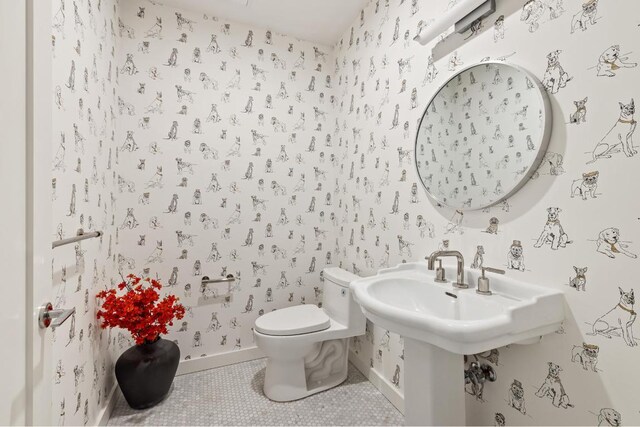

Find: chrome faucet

[426,250,468,289]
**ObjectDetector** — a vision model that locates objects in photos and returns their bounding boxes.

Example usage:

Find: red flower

[96,275,185,345]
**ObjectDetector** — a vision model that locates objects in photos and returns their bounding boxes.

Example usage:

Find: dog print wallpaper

[114,0,337,362]
[49,0,640,425]
[51,0,120,425]
[333,0,640,425]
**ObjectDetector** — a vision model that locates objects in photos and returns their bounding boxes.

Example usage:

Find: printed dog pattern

[568,266,588,291]
[569,97,588,124]
[507,240,525,271]
[542,50,571,94]
[571,342,599,371]
[598,408,622,426]
[521,0,564,33]
[535,362,573,408]
[570,171,599,199]
[571,0,598,33]
[595,228,637,259]
[534,207,571,250]
[333,0,640,425]
[507,379,527,414]
[590,99,637,162]
[596,45,637,77]
[51,0,640,425]
[588,287,637,346]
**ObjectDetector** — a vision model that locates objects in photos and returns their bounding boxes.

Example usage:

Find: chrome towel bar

[52,228,103,249]
[201,274,235,285]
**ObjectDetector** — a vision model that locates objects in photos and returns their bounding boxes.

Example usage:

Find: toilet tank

[322,268,366,334]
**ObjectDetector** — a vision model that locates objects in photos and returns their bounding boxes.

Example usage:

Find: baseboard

[96,384,117,426]
[176,346,265,376]
[348,350,404,415]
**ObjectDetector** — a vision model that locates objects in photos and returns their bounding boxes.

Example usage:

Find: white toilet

[253,267,366,402]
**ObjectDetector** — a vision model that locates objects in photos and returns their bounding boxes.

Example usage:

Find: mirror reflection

[415,62,552,211]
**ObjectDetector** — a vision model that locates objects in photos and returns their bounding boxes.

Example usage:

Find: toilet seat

[255,305,330,336]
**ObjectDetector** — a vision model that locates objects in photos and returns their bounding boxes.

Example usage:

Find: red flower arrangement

[96,274,185,345]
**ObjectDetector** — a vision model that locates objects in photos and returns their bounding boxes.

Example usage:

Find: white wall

[0,1,27,424]
[333,0,640,425]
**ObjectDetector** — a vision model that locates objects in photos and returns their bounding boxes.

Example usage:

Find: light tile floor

[108,358,404,426]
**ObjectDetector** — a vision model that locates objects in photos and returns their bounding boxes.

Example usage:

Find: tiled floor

[108,358,404,426]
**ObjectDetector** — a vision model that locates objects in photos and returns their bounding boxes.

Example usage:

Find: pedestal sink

[350,262,565,426]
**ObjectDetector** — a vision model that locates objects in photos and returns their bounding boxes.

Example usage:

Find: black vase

[115,337,180,409]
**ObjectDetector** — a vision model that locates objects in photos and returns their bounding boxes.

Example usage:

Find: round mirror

[415,62,552,211]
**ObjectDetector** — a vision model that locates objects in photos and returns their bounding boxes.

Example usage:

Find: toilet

[254,267,365,402]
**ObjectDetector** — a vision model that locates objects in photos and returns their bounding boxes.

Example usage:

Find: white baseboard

[96,384,117,426]
[176,346,265,376]
[348,351,404,415]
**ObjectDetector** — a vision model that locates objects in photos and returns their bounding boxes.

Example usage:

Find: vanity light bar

[414,0,496,46]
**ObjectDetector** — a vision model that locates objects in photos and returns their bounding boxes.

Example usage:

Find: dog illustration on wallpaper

[145,17,163,38]
[569,97,588,124]
[521,0,564,33]
[597,408,622,426]
[534,207,571,250]
[117,97,135,115]
[542,50,572,94]
[117,254,135,271]
[120,208,139,230]
[568,266,588,291]
[471,245,485,269]
[146,241,163,264]
[176,158,195,174]
[596,45,636,77]
[175,12,195,32]
[571,342,599,371]
[120,131,138,152]
[596,228,637,259]
[484,217,499,234]
[590,99,636,162]
[588,287,637,346]
[175,230,195,247]
[120,53,138,75]
[118,175,136,193]
[507,379,526,414]
[532,151,565,177]
[507,240,526,271]
[571,0,598,33]
[535,362,573,408]
[145,92,163,114]
[165,194,178,213]
[164,47,179,67]
[570,171,599,199]
[422,55,439,86]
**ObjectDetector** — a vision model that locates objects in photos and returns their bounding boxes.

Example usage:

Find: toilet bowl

[254,268,365,402]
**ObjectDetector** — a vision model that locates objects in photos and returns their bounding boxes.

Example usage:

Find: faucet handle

[481,267,505,276]
[434,259,447,283]
[477,266,505,295]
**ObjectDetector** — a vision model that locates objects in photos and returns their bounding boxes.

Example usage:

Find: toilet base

[263,338,349,402]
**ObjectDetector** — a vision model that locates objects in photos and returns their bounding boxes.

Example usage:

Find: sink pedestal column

[404,338,466,426]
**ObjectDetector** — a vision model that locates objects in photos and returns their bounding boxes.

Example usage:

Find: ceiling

[158,0,368,46]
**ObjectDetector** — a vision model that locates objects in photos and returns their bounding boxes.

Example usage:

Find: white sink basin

[350,261,565,355]
[350,262,565,426]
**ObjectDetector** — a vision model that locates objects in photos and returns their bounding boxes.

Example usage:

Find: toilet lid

[255,305,331,336]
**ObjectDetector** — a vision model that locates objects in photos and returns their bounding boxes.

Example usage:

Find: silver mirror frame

[414,61,553,211]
